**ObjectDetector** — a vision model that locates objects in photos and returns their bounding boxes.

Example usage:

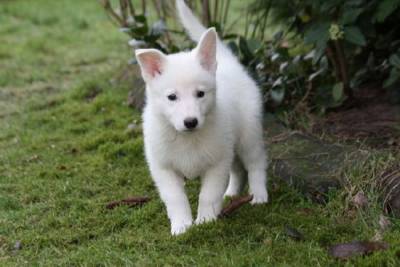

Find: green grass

[1,0,400,266]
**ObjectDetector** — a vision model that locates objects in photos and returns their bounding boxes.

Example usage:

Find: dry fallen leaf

[219,195,253,218]
[328,241,389,260]
[106,196,151,210]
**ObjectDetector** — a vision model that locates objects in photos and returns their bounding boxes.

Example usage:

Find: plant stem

[213,0,219,23]
[259,1,272,41]
[119,0,128,23]
[222,0,231,35]
[334,40,353,100]
[127,0,136,17]
[326,43,342,82]
[141,0,146,15]
[151,0,162,19]
[202,0,211,26]
[244,9,249,38]
[99,0,125,26]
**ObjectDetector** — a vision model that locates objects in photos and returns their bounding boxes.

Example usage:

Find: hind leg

[224,157,246,197]
[238,122,269,204]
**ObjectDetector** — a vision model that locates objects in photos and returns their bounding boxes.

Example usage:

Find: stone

[265,114,363,203]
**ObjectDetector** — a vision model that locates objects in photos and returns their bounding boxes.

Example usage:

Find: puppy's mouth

[179,125,202,133]
[182,128,197,133]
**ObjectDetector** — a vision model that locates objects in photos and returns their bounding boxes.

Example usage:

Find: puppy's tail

[176,0,207,42]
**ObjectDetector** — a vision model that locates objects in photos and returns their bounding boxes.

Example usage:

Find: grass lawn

[1,0,400,266]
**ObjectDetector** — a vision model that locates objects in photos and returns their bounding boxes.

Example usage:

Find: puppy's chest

[163,137,223,178]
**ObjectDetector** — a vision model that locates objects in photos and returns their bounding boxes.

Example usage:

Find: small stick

[127,0,136,17]
[202,0,211,26]
[106,196,151,210]
[99,0,125,26]
[219,195,253,218]
[141,0,146,15]
[120,0,128,23]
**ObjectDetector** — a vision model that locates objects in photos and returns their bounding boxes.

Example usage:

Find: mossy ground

[1,0,399,266]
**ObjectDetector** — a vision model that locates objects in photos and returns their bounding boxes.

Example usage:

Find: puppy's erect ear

[135,49,167,81]
[196,28,217,73]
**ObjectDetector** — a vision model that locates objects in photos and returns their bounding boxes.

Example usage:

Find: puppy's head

[136,28,217,132]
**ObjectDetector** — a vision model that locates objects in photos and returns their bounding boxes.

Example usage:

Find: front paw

[250,190,269,205]
[195,206,219,225]
[171,220,192,235]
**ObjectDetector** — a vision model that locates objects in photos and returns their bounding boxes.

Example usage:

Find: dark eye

[167,94,177,101]
[196,91,205,98]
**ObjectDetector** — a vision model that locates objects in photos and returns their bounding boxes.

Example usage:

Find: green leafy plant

[99,0,179,54]
[99,0,236,54]
[247,0,400,111]
[99,0,240,110]
[100,0,400,113]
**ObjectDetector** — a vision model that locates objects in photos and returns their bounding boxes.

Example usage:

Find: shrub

[100,0,400,113]
[244,0,400,112]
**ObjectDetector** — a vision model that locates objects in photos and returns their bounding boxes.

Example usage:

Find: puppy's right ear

[135,49,167,82]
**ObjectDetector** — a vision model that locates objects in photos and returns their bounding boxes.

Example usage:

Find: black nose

[184,118,198,129]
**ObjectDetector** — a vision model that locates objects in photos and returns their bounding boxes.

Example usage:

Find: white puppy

[135,0,268,235]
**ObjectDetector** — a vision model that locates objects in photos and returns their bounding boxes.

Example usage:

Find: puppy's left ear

[196,28,217,74]
[135,49,167,82]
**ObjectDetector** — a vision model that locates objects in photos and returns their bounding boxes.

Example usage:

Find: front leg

[195,162,230,224]
[151,168,192,235]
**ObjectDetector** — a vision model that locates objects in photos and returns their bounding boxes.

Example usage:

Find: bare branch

[202,0,211,26]
[99,0,126,26]
[127,0,136,17]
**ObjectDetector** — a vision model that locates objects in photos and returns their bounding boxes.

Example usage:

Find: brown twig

[151,0,162,19]
[152,0,173,46]
[266,130,303,144]
[219,195,253,218]
[127,0,136,17]
[120,0,128,23]
[272,152,330,161]
[99,0,125,26]
[106,196,151,209]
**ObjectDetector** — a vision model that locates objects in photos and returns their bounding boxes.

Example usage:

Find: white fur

[136,0,268,235]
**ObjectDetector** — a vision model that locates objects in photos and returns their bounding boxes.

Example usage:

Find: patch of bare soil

[314,87,400,148]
